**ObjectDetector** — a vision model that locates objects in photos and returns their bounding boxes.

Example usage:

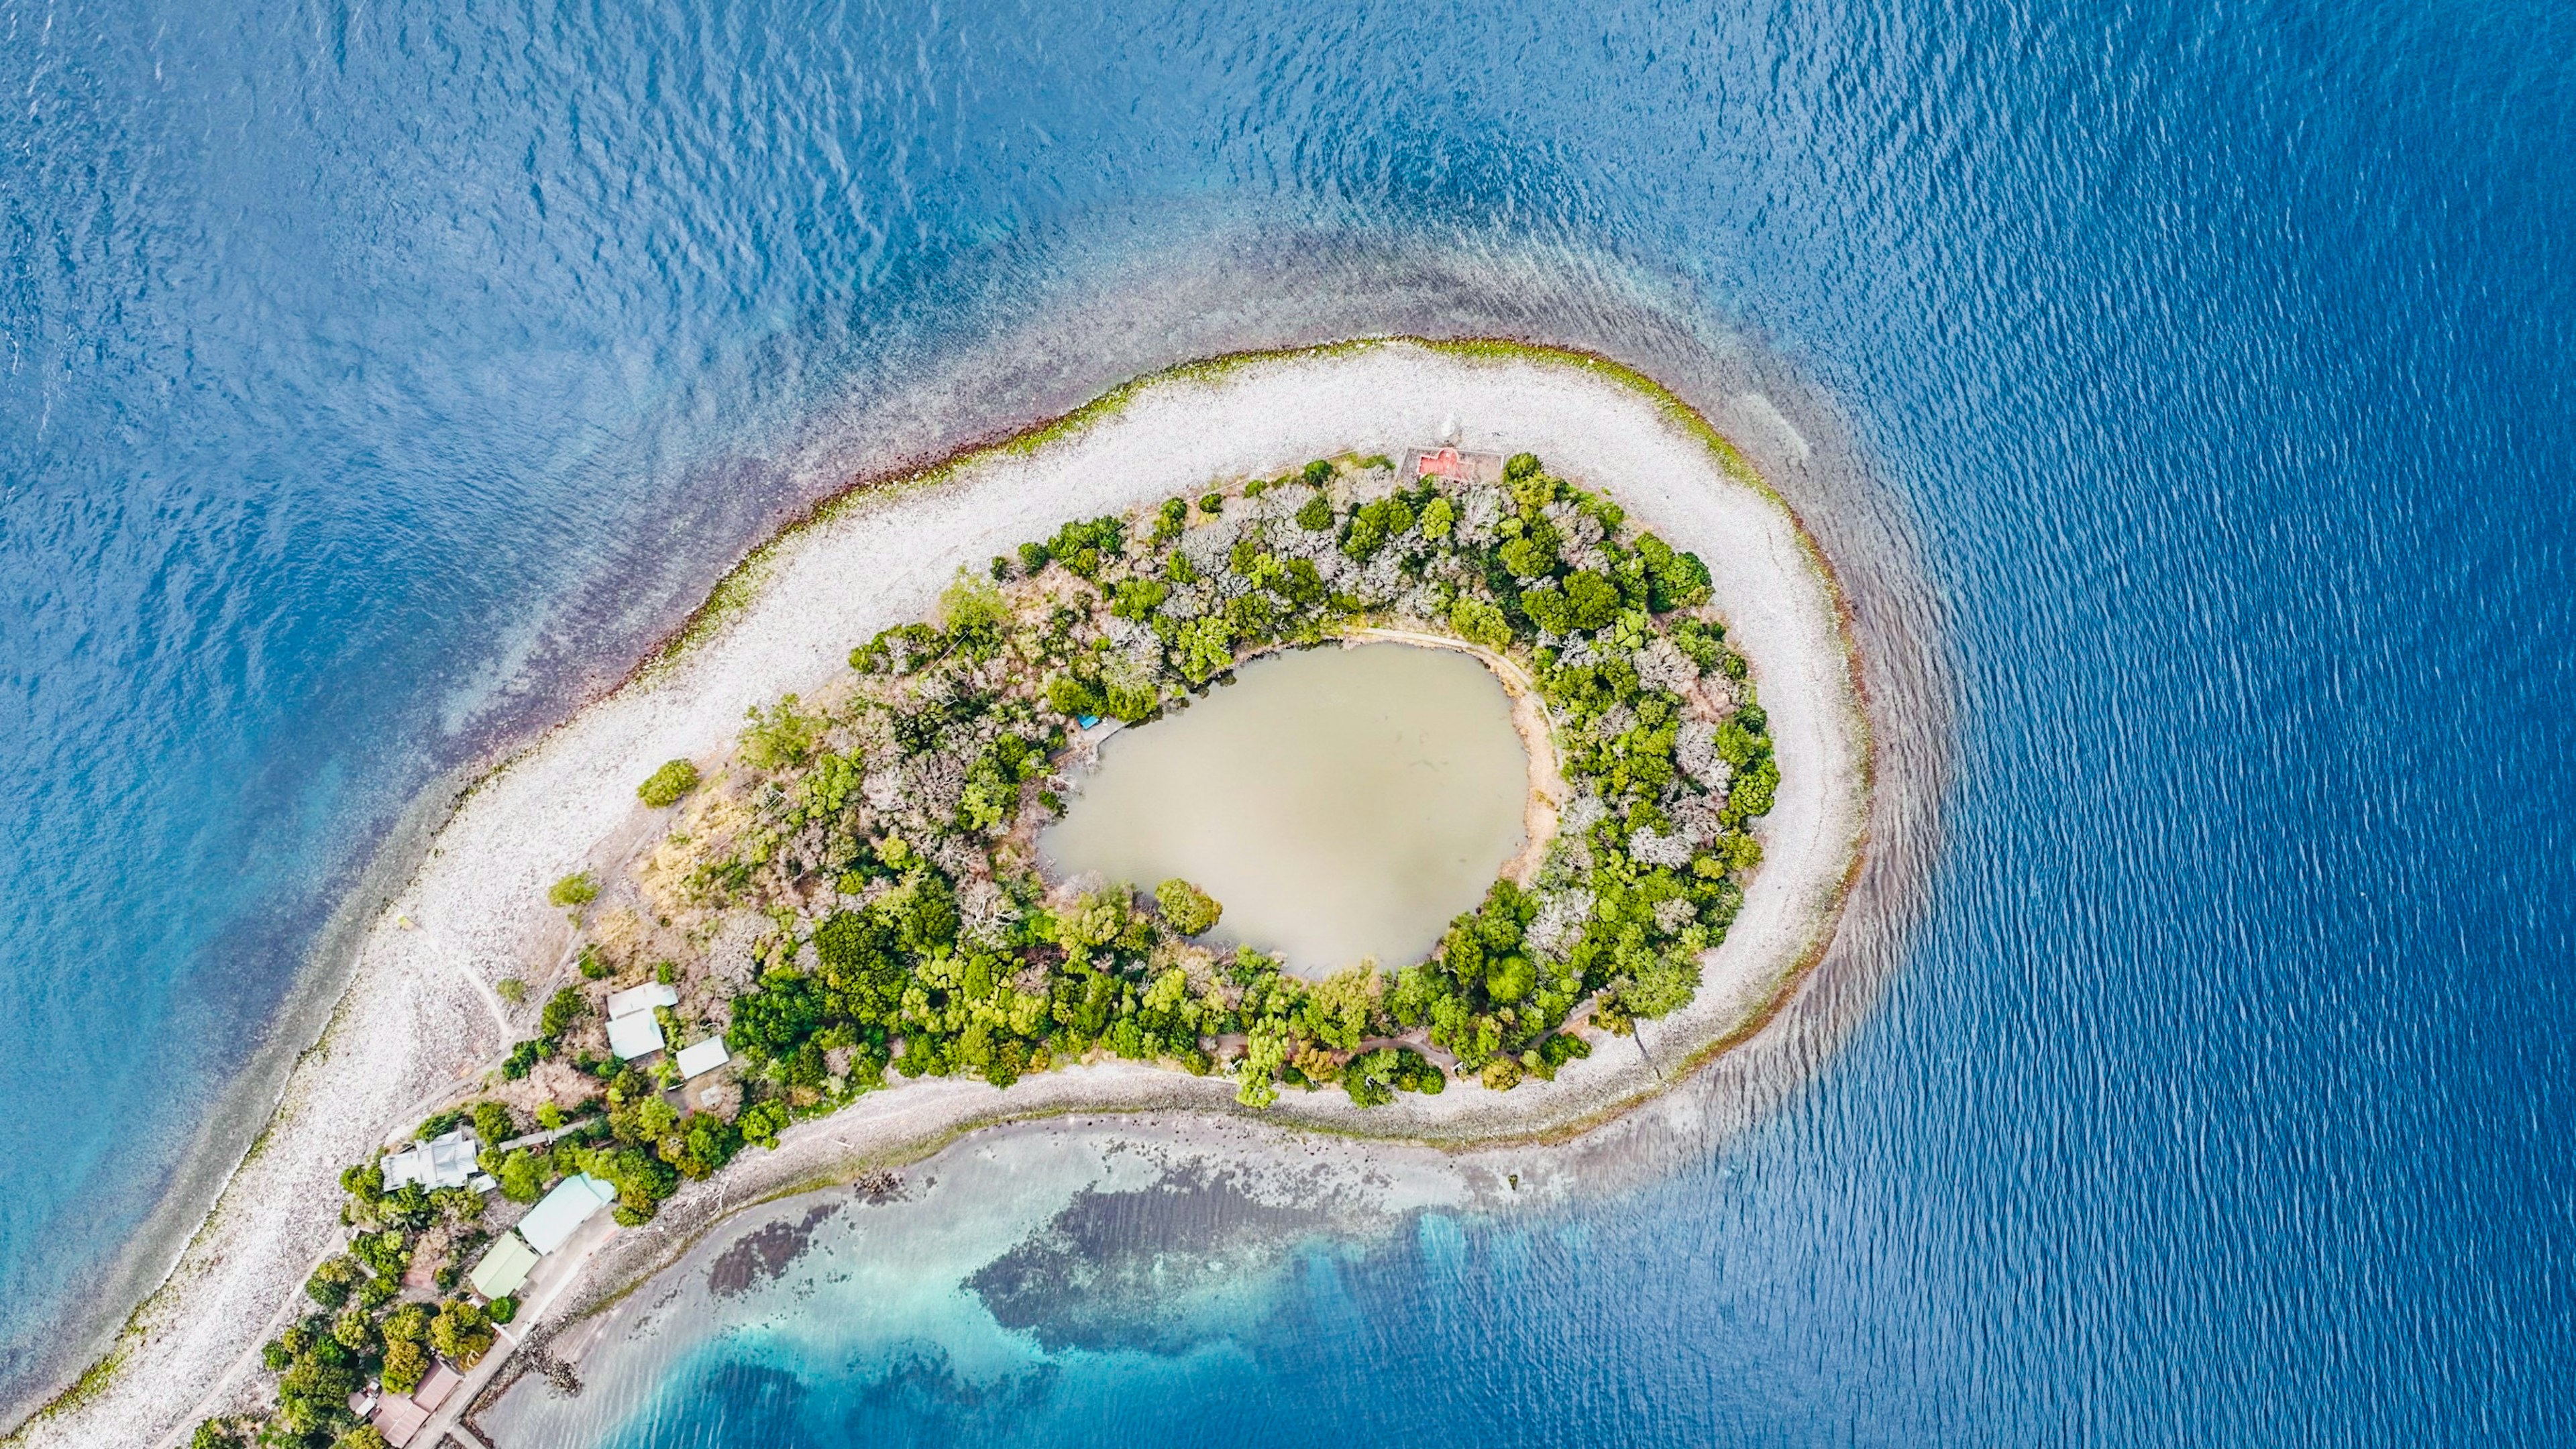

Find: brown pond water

[1040,642,1529,977]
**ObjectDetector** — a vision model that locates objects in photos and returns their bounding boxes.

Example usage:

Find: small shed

[519,1172,618,1254]
[604,982,680,1019]
[468,1230,541,1301]
[606,1011,665,1060]
[675,1036,731,1079]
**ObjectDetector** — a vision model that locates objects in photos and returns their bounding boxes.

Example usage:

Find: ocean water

[3,0,2572,1440]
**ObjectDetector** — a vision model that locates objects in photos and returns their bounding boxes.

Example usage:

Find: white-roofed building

[606,1010,665,1060]
[380,1127,478,1192]
[604,981,678,1020]
[674,1036,730,1079]
[518,1172,618,1254]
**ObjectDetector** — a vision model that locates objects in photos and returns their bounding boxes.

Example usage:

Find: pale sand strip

[12,341,1868,1449]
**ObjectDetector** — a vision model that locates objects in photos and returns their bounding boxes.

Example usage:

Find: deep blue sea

[5,0,2572,1441]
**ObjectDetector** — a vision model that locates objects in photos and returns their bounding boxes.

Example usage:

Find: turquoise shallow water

[4,0,2573,1439]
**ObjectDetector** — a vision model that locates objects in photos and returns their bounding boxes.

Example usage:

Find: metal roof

[380,1127,479,1192]
[518,1172,616,1254]
[606,1010,665,1060]
[604,981,679,1018]
[468,1230,540,1301]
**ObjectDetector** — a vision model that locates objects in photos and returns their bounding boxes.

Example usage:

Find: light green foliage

[429,1299,495,1368]
[1294,494,1334,531]
[379,1338,429,1397]
[1153,878,1222,936]
[545,871,598,908]
[1418,495,1455,540]
[339,1424,392,1449]
[1172,616,1236,684]
[471,1099,515,1144]
[1497,529,1558,581]
[637,758,701,807]
[739,694,823,771]
[1297,967,1379,1053]
[494,1148,549,1203]
[303,1254,361,1309]
[940,570,1010,635]
[1447,596,1513,650]
[494,976,527,1005]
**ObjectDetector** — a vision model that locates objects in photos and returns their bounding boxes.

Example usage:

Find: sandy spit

[13,341,1871,1449]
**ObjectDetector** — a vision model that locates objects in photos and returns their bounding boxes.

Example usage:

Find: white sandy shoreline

[8,340,1873,1449]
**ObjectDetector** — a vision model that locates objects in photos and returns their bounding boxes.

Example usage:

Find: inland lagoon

[1041,642,1537,977]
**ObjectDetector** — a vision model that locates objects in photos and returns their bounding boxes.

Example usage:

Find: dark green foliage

[1562,570,1623,631]
[1301,459,1334,486]
[1043,515,1128,578]
[1341,496,1414,561]
[539,986,587,1041]
[303,1256,360,1309]
[1634,533,1714,611]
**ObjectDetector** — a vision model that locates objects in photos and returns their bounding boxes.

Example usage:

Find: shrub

[1153,879,1222,936]
[494,1148,549,1203]
[739,696,822,771]
[429,1299,495,1368]
[378,1338,429,1397]
[939,570,1010,635]
[1504,451,1541,480]
[470,1100,514,1144]
[485,1295,519,1324]
[546,871,598,908]
[1294,494,1334,531]
[191,1421,244,1449]
[539,986,588,1040]
[501,1039,545,1079]
[636,759,700,808]
[1301,459,1334,486]
[1447,596,1513,651]
[494,977,527,1005]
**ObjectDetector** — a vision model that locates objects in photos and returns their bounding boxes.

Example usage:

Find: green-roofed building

[468,1230,540,1301]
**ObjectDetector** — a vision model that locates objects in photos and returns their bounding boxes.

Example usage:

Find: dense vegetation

[203,450,1775,1448]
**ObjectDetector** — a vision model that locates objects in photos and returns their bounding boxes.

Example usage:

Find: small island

[15,341,1870,1449]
